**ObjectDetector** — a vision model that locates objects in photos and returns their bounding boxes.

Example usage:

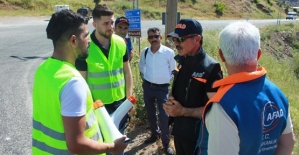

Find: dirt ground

[124,121,175,155]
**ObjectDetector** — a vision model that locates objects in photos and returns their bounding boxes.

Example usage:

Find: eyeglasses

[148,34,160,39]
[172,35,198,43]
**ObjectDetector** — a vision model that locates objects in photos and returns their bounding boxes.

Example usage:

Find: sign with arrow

[125,9,141,37]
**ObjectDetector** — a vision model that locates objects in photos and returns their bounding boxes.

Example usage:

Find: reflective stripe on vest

[88,68,124,90]
[88,68,123,78]
[89,78,125,90]
[32,139,73,155]
[33,119,65,141]
[33,111,99,139]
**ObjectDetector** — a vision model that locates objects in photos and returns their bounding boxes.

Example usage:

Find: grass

[129,23,299,154]
[259,23,299,152]
[0,0,291,20]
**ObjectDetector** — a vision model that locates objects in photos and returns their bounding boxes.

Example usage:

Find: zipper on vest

[185,79,192,101]
[198,122,205,155]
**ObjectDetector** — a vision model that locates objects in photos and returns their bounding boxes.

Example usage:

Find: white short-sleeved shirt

[205,103,293,155]
[60,77,88,117]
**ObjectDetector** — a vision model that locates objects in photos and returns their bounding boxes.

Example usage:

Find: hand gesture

[163,96,185,117]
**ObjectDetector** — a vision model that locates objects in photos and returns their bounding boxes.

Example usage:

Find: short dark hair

[92,4,114,20]
[46,10,87,47]
[147,27,160,35]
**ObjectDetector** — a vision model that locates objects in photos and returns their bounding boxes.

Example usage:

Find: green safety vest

[32,58,105,155]
[87,34,126,104]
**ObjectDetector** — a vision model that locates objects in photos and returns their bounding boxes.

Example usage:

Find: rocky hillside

[0,0,298,19]
[288,0,299,7]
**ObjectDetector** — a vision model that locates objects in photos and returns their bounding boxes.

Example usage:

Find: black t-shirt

[75,30,129,71]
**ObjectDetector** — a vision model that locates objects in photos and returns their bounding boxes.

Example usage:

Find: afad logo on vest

[192,72,205,78]
[261,101,284,133]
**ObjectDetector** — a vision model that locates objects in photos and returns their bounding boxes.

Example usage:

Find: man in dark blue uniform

[164,18,223,155]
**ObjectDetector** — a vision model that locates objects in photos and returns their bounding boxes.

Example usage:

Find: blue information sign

[125,9,141,30]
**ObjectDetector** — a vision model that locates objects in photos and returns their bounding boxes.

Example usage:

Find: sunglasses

[148,34,160,39]
[172,35,198,43]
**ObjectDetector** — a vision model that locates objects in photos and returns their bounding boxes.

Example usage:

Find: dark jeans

[142,81,170,147]
[105,97,129,155]
[174,137,198,155]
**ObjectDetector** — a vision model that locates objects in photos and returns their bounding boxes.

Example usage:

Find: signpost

[125,9,141,37]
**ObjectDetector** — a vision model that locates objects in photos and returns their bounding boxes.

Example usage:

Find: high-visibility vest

[32,58,104,155]
[87,34,126,104]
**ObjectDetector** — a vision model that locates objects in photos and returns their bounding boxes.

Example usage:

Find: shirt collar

[149,44,163,53]
[213,67,267,88]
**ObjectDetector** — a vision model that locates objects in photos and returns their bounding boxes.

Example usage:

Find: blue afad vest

[202,67,288,155]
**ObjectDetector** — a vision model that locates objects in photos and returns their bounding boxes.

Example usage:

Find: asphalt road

[0,16,297,154]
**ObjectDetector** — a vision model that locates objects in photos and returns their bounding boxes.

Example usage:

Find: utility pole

[132,0,135,9]
[165,0,178,48]
[277,0,282,25]
[131,0,141,55]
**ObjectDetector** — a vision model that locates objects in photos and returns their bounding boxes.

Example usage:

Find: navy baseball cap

[167,18,203,38]
[115,16,130,26]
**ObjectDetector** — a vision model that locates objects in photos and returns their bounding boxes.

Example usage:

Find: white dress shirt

[139,44,176,84]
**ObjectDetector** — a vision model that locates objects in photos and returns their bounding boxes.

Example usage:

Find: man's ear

[69,35,77,46]
[257,49,262,60]
[196,35,201,43]
[218,49,226,62]
[92,21,96,28]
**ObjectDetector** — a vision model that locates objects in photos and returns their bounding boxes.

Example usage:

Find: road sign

[125,9,141,37]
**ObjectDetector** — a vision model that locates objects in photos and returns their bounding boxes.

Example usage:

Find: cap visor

[167,31,179,37]
[117,21,130,26]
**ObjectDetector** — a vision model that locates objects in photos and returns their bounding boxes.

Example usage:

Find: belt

[144,80,169,87]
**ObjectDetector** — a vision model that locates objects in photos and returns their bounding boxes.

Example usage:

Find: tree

[94,0,101,7]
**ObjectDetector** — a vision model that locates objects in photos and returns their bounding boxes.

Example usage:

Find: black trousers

[142,81,170,147]
[174,137,198,155]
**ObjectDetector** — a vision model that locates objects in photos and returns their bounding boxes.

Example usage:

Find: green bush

[267,0,273,6]
[21,0,32,8]
[191,0,197,4]
[293,54,299,78]
[268,7,274,13]
[214,2,226,15]
[130,55,148,122]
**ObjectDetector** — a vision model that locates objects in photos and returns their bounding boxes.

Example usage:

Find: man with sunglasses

[139,27,176,155]
[163,18,223,155]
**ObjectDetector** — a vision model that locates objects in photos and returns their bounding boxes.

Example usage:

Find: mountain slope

[0,0,297,19]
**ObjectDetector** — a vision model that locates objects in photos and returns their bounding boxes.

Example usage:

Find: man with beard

[139,27,176,155]
[32,10,127,155]
[163,18,223,155]
[75,4,133,143]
